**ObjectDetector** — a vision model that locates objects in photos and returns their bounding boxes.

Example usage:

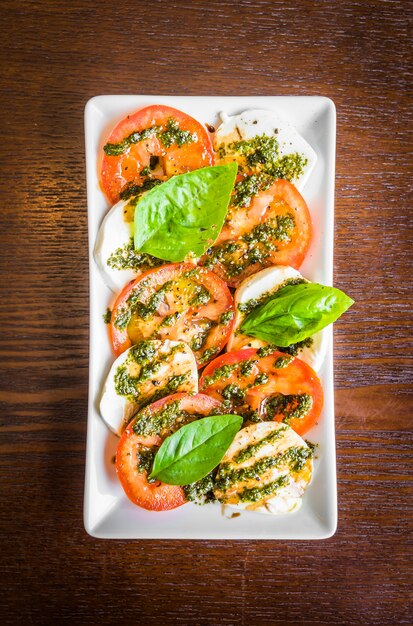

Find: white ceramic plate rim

[84,95,337,539]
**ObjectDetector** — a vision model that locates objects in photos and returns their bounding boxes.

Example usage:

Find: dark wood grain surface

[1,0,412,623]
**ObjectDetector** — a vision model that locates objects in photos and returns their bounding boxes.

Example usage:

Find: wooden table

[1,1,412,623]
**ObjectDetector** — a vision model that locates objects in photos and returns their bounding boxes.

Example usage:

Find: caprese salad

[94,104,353,516]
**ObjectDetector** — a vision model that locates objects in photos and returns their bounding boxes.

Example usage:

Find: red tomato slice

[200,179,312,287]
[199,348,323,436]
[110,264,235,367]
[101,105,215,204]
[116,393,221,511]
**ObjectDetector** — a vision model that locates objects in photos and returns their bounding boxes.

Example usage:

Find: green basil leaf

[149,414,242,485]
[240,282,354,347]
[134,163,238,262]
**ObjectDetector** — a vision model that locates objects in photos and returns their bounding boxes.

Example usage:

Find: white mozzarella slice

[228,265,327,372]
[99,340,198,436]
[214,422,313,515]
[214,109,317,191]
[94,198,137,292]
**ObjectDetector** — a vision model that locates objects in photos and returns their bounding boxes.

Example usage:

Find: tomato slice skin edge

[101,105,215,205]
[109,263,235,367]
[200,179,312,288]
[116,393,222,511]
[199,348,323,436]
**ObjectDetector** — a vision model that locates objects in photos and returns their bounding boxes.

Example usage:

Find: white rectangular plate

[84,95,337,539]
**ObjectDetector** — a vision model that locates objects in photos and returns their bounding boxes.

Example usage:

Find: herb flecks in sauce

[222,384,246,406]
[254,373,269,386]
[159,117,197,148]
[190,319,214,352]
[243,213,295,247]
[103,308,112,324]
[203,214,296,278]
[238,475,289,503]
[119,178,162,201]
[113,305,131,330]
[278,337,314,356]
[133,399,200,437]
[114,275,214,337]
[183,471,217,504]
[256,345,278,358]
[218,133,308,208]
[220,310,234,326]
[274,355,293,368]
[188,284,211,307]
[240,359,256,377]
[215,444,313,493]
[232,172,273,208]
[203,360,255,388]
[104,117,196,157]
[136,446,158,476]
[233,427,287,463]
[104,125,160,156]
[113,341,189,404]
[263,393,313,423]
[107,237,163,272]
[202,132,309,277]
[198,347,220,365]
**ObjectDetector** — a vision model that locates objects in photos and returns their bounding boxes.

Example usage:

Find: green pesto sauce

[255,337,314,359]
[160,312,181,328]
[242,409,260,423]
[282,445,315,472]
[190,319,215,352]
[218,133,308,208]
[230,134,280,169]
[237,475,289,503]
[113,341,187,400]
[256,345,278,358]
[216,456,279,492]
[136,446,157,476]
[263,393,313,423]
[104,125,159,156]
[277,337,314,356]
[107,237,164,272]
[188,284,211,307]
[134,400,180,436]
[220,310,234,326]
[240,359,256,376]
[232,172,273,208]
[182,267,201,279]
[273,355,293,368]
[159,117,197,148]
[233,427,287,463]
[130,340,157,362]
[119,178,162,201]
[113,305,131,330]
[216,444,313,492]
[183,471,217,504]
[202,358,267,413]
[133,399,201,437]
[202,359,256,387]
[102,308,112,324]
[305,440,318,456]
[197,346,220,365]
[243,213,295,246]
[202,214,295,278]
[104,117,196,157]
[113,278,211,330]
[254,373,269,385]
[221,383,246,406]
